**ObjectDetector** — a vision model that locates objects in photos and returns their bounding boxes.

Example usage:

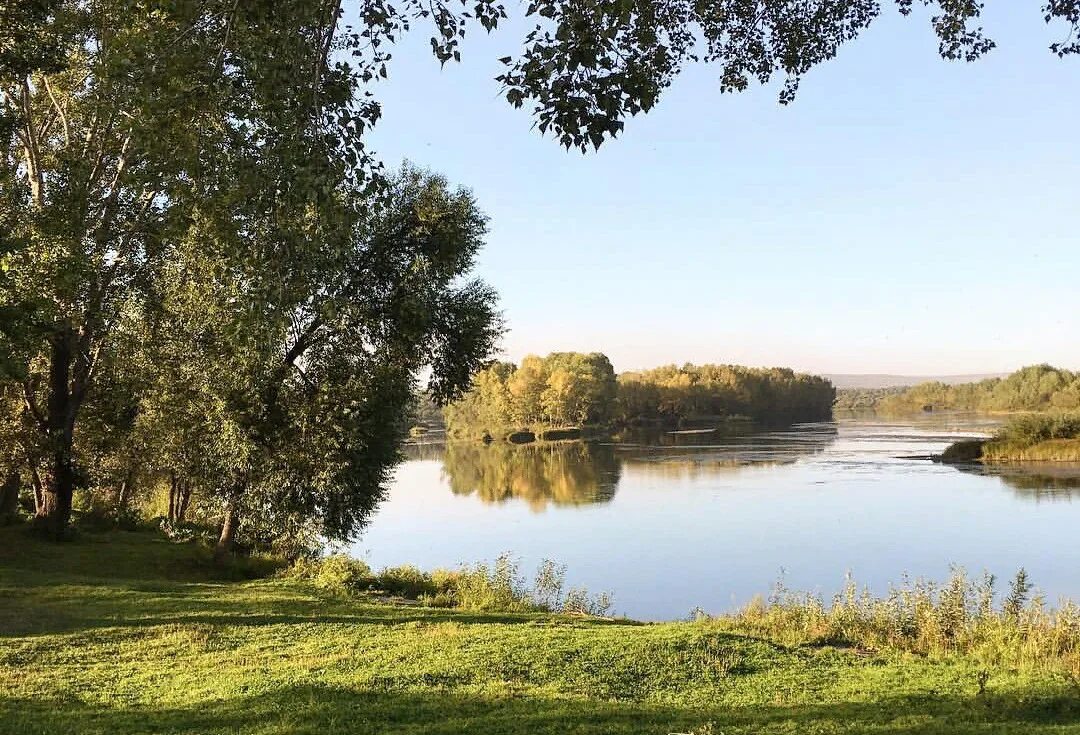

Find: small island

[940,414,1080,463]
[439,352,836,443]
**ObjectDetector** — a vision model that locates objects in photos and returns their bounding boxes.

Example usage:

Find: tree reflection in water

[953,463,1080,503]
[437,441,620,510]
[402,423,838,511]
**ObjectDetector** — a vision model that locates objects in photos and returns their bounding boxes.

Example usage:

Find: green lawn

[2,528,1080,734]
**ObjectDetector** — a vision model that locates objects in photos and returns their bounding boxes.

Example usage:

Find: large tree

[0,0,378,537]
[135,164,499,559]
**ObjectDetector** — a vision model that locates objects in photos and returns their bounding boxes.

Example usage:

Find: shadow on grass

[0,526,643,637]
[3,684,1080,735]
[0,578,645,636]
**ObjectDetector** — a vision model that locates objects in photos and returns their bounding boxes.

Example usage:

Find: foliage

[286,554,375,594]
[1,0,395,537]
[6,528,1080,734]
[939,439,987,463]
[833,386,907,411]
[378,564,439,599]
[1,0,502,549]
[874,365,1080,414]
[444,352,616,438]
[445,357,835,438]
[616,363,835,427]
[492,1,1080,151]
[280,549,611,614]
[152,164,501,556]
[994,413,1080,445]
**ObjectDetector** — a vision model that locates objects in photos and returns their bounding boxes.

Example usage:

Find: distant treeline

[443,353,835,439]
[845,365,1080,415]
[617,364,835,427]
[833,386,908,411]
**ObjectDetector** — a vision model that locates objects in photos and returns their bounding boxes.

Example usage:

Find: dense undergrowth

[5,527,1080,734]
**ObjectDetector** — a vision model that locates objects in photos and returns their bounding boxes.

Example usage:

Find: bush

[996,413,1080,445]
[285,554,374,594]
[377,565,437,598]
[449,556,612,615]
[452,555,533,612]
[939,439,985,463]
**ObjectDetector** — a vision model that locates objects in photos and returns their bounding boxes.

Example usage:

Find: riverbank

[4,528,1080,734]
[443,416,764,445]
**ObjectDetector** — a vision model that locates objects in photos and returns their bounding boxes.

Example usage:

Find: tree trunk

[177,480,193,523]
[213,497,239,564]
[30,467,44,516]
[0,472,19,525]
[168,472,179,523]
[117,469,134,517]
[36,328,77,539]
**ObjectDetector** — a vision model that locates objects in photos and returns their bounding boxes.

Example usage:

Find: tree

[138,164,500,560]
[0,0,381,538]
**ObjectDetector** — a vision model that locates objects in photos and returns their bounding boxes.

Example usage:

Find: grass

[4,528,1080,733]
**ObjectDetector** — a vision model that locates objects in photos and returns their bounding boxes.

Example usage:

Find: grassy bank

[4,529,1080,734]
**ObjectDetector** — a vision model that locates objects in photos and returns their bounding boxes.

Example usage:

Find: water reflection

[403,423,838,508]
[435,441,620,510]
[615,423,838,479]
[952,463,1080,502]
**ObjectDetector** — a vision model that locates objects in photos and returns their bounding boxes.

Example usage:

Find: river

[350,414,1080,620]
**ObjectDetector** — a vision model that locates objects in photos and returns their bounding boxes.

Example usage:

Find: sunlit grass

[4,527,1080,734]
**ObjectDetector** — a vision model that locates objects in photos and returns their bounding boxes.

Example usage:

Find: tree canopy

[872,365,1080,414]
[444,353,835,438]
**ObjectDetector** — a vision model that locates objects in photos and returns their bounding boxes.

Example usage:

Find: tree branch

[42,76,70,146]
[21,378,47,432]
[19,79,45,207]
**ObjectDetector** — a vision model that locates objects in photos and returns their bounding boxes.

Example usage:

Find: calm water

[351,415,1080,620]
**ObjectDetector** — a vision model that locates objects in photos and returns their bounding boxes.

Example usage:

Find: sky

[362,3,1080,376]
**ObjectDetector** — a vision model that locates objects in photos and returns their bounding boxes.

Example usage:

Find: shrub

[377,565,436,598]
[452,555,533,612]
[446,556,612,615]
[939,439,985,463]
[285,554,374,595]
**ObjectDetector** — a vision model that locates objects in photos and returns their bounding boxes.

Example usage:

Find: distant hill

[825,373,1009,390]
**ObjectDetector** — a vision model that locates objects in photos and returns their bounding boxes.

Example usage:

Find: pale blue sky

[364,3,1080,375]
